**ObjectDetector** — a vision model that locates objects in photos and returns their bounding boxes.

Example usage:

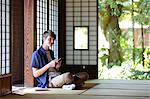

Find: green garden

[98,0,150,80]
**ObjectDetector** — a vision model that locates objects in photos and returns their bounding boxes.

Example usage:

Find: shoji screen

[36,0,48,49]
[36,0,58,58]
[49,0,58,57]
[0,0,11,75]
[66,0,98,66]
[0,0,11,96]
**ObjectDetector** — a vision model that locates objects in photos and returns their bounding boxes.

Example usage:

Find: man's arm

[32,60,56,78]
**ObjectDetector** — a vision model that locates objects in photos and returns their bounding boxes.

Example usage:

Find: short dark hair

[42,30,56,42]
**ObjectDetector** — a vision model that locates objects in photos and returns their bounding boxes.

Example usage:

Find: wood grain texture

[11,0,24,84]
[0,74,12,96]
[24,0,35,87]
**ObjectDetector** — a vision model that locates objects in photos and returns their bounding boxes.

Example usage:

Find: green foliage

[143,48,150,68]
[129,70,150,80]
[99,0,121,18]
[134,48,143,66]
[98,0,150,80]
[98,48,108,66]
[133,0,150,25]
[120,30,133,60]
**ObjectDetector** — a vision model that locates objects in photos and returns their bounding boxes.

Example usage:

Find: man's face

[48,36,55,47]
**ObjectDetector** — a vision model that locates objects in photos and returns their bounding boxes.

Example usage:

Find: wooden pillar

[58,0,66,64]
[24,0,34,87]
[12,0,24,84]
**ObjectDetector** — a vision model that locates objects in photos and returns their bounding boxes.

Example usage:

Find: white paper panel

[82,56,89,60]
[90,7,97,11]
[66,26,73,31]
[74,7,81,11]
[82,0,89,1]
[74,3,80,6]
[82,50,88,54]
[90,17,97,21]
[74,17,81,22]
[66,21,73,26]
[66,55,73,60]
[66,17,73,22]
[66,40,73,45]
[90,60,97,65]
[74,60,81,64]
[66,36,73,41]
[89,36,97,40]
[66,0,73,2]
[90,55,97,60]
[66,32,73,36]
[74,12,81,16]
[2,67,5,74]
[66,51,73,55]
[82,17,89,21]
[66,46,73,50]
[74,51,81,55]
[82,7,88,11]
[66,12,73,16]
[90,26,97,31]
[89,21,97,26]
[82,2,88,6]
[89,1,97,6]
[66,2,73,7]
[66,7,73,11]
[82,22,89,26]
[66,0,97,65]
[74,22,81,26]
[74,55,81,60]
[74,0,80,2]
[82,60,89,64]
[66,60,73,64]
[89,46,97,50]
[90,51,97,55]
[82,12,88,16]
[90,12,97,16]
[6,66,10,74]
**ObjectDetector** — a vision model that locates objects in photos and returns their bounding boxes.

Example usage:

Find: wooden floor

[2,79,150,99]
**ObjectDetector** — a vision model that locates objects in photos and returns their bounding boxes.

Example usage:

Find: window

[0,0,11,75]
[74,26,89,50]
[36,0,58,58]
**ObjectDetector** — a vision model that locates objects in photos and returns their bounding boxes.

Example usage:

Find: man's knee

[63,72,74,84]
[83,72,89,80]
[76,72,89,81]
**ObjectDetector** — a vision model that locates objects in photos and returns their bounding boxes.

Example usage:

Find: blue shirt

[31,46,55,88]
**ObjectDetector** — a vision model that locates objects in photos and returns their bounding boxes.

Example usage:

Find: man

[31,30,89,89]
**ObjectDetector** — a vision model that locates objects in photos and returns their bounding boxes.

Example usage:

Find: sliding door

[0,0,11,96]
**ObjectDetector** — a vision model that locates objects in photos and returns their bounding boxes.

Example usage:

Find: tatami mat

[82,80,150,97]
[82,88,150,96]
[2,80,150,99]
[12,88,86,95]
[91,83,150,90]
[12,83,96,95]
[1,94,148,99]
[12,87,88,95]
[86,79,150,85]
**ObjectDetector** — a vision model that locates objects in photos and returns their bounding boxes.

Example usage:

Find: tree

[133,0,150,67]
[99,0,126,67]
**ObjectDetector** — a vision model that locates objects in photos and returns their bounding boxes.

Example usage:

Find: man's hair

[42,30,56,42]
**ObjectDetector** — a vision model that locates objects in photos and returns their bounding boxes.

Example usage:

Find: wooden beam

[24,0,35,87]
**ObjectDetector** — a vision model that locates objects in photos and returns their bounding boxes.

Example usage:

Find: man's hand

[32,59,59,78]
[55,58,62,70]
[47,60,56,68]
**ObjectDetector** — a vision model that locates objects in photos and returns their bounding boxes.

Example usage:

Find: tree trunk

[107,15,122,67]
